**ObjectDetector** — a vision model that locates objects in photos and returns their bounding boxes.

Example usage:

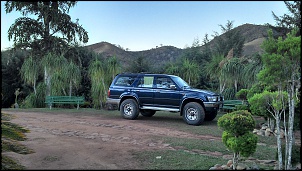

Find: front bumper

[204,101,223,112]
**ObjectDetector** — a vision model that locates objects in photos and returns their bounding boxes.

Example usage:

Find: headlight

[207,96,217,102]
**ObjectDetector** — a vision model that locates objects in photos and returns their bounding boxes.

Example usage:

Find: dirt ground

[2,108,300,170]
[2,108,224,170]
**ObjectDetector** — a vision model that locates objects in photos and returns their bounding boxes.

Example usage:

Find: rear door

[134,75,155,106]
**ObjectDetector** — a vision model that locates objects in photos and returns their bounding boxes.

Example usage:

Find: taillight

[107,90,110,97]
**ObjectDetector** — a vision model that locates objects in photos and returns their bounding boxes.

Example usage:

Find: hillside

[85,23,286,70]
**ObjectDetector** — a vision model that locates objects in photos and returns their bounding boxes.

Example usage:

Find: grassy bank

[1,112,34,170]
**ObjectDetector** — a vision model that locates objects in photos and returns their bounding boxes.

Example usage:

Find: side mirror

[170,85,177,90]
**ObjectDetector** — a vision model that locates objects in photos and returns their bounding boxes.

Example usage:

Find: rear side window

[114,76,136,86]
[137,76,154,88]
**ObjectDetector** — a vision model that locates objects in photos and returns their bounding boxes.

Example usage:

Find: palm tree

[165,62,180,76]
[41,53,67,96]
[65,61,81,96]
[88,58,106,109]
[20,55,40,95]
[242,54,263,89]
[221,57,244,93]
[182,58,199,86]
[204,53,225,93]
[107,56,121,81]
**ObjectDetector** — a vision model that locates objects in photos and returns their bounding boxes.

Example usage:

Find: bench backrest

[223,100,244,105]
[45,96,85,102]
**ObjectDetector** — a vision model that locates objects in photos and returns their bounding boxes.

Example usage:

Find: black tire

[182,102,205,126]
[120,99,139,120]
[204,111,218,121]
[140,109,156,117]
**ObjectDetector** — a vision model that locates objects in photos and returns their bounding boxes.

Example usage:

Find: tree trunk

[44,66,51,96]
[286,80,295,170]
[33,76,37,95]
[275,111,283,170]
[232,152,239,170]
[220,80,226,94]
[269,118,275,132]
[69,80,72,97]
[283,110,288,169]
[234,79,238,93]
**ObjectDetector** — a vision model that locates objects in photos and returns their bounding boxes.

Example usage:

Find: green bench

[45,96,85,110]
[222,100,246,111]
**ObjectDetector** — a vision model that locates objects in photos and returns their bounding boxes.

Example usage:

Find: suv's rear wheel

[182,102,205,126]
[140,109,156,117]
[120,99,139,120]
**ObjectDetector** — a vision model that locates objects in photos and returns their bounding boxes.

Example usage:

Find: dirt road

[2,108,222,170]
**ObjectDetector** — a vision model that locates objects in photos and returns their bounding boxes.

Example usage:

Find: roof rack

[139,72,153,74]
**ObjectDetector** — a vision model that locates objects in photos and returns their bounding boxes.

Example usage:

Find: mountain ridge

[84,23,286,70]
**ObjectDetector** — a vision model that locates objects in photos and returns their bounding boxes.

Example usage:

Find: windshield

[171,76,190,89]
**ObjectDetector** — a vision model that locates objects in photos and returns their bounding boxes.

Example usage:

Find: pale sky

[1,1,288,51]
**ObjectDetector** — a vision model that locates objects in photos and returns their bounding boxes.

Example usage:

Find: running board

[140,106,179,112]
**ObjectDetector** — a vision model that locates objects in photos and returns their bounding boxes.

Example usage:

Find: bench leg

[77,103,79,110]
[48,103,52,110]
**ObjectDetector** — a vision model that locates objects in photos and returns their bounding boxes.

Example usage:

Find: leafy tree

[1,49,28,108]
[212,20,245,57]
[235,89,249,101]
[4,1,89,103]
[5,1,88,55]
[217,110,257,170]
[201,33,212,61]
[258,28,300,169]
[272,1,301,36]
[126,55,150,73]
[246,82,265,100]
[249,90,289,170]
[182,38,202,62]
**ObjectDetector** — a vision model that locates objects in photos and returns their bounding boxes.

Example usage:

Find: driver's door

[153,76,182,108]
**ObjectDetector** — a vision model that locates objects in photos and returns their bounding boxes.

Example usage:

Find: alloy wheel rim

[186,108,198,121]
[124,104,133,116]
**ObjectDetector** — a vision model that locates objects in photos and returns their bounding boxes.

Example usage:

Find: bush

[236,89,249,100]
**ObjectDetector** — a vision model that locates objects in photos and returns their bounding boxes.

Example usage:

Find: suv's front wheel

[182,102,205,126]
[120,99,139,120]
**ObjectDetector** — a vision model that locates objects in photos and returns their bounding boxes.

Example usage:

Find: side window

[137,76,154,88]
[155,77,173,89]
[114,76,136,86]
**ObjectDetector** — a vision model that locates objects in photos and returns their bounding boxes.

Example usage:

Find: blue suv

[106,73,223,126]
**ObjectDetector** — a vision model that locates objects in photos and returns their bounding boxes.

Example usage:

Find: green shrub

[218,110,258,169]
[236,89,249,100]
[218,110,255,136]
